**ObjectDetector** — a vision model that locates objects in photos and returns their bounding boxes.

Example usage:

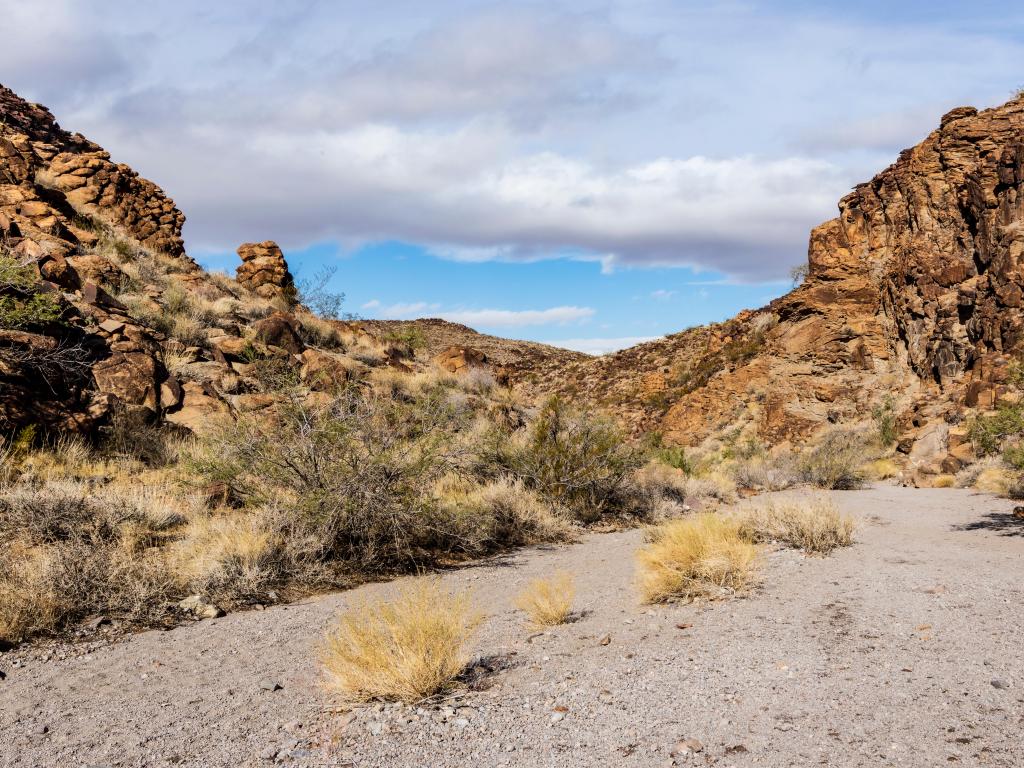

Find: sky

[3,1,1024,353]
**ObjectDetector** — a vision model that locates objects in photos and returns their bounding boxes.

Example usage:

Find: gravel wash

[1,485,1022,768]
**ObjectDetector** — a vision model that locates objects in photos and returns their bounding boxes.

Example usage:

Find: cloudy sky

[4,1,1024,353]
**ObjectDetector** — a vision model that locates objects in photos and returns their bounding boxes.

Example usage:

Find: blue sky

[3,1,1024,352]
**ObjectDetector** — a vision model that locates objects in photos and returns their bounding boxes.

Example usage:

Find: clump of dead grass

[515,571,576,627]
[737,497,854,554]
[320,577,482,703]
[636,513,759,603]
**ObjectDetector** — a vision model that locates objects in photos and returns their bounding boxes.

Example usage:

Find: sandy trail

[1,485,1022,768]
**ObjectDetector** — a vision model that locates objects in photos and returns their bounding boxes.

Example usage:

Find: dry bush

[636,514,759,603]
[795,429,870,490]
[191,388,470,577]
[320,577,482,703]
[457,368,496,396]
[515,572,575,627]
[0,480,183,642]
[955,456,1011,494]
[738,497,854,554]
[170,514,280,600]
[932,474,956,488]
[431,475,568,555]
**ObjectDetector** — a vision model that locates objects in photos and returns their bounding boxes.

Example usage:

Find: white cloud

[5,1,1024,284]
[375,301,441,319]
[543,336,659,355]
[360,298,381,309]
[365,302,595,327]
[650,289,676,300]
[436,306,594,327]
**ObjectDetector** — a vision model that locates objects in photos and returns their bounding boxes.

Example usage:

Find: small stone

[259,679,282,692]
[453,718,470,729]
[670,738,703,756]
[282,720,302,733]
[259,745,277,761]
[598,689,613,704]
[34,724,49,735]
[598,634,612,646]
[990,679,1010,689]
[550,711,566,724]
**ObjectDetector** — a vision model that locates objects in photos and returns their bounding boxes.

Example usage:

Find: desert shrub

[320,577,482,703]
[680,471,738,504]
[192,388,468,576]
[872,397,897,446]
[0,480,181,642]
[728,456,798,492]
[968,403,1024,456]
[795,430,869,489]
[932,474,956,488]
[296,264,345,319]
[515,572,575,627]
[0,249,63,329]
[244,351,301,393]
[636,513,759,603]
[738,497,854,554]
[487,397,642,523]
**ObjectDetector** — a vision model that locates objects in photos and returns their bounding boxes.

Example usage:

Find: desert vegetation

[514,571,576,627]
[320,577,482,703]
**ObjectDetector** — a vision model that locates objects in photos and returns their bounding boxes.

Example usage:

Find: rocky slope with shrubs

[3,78,1024,651]
[530,95,1024,488]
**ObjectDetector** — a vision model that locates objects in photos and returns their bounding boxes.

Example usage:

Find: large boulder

[434,345,487,374]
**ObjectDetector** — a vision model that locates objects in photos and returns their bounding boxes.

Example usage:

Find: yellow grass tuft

[931,474,956,488]
[973,466,1013,495]
[515,572,576,627]
[321,578,482,703]
[636,513,759,603]
[738,497,855,554]
[863,457,899,480]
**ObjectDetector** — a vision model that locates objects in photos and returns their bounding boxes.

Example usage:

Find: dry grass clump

[515,571,576,627]
[169,513,280,599]
[432,476,569,555]
[862,457,899,480]
[636,514,759,603]
[955,456,1014,494]
[931,474,956,488]
[320,578,482,703]
[738,497,854,554]
[0,480,184,643]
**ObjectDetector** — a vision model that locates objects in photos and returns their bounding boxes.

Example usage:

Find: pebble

[259,679,282,692]
[990,679,1010,689]
[550,711,566,724]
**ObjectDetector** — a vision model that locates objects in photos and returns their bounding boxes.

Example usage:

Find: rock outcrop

[235,241,295,301]
[528,95,1024,476]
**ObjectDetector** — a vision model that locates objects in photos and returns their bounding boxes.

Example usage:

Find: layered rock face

[235,241,295,301]
[0,85,186,258]
[530,97,1024,476]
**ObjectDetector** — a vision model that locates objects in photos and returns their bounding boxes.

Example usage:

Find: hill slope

[531,97,1024,474]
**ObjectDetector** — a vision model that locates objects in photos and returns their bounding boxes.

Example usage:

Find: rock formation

[235,241,295,301]
[527,95,1024,480]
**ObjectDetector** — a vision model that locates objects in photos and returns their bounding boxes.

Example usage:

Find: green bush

[969,403,1024,456]
[872,396,897,446]
[490,397,642,522]
[0,250,62,329]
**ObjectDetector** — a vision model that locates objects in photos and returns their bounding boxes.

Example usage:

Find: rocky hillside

[0,83,581,441]
[531,96,1024,480]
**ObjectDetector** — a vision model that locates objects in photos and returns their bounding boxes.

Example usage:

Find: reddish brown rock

[91,352,160,410]
[252,312,304,354]
[434,345,487,374]
[235,241,295,301]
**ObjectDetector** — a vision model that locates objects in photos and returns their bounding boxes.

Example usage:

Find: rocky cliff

[529,96,1024,479]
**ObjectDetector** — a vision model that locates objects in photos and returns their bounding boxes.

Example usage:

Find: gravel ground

[1,485,1022,768]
